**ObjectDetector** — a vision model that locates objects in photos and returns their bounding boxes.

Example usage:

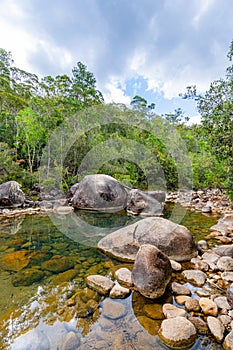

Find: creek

[0,204,223,349]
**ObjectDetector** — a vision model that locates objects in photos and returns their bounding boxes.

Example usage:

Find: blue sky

[1,0,233,123]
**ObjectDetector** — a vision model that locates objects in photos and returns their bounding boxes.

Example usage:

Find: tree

[70,61,104,107]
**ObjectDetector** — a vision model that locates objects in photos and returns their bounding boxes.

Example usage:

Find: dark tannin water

[0,204,221,349]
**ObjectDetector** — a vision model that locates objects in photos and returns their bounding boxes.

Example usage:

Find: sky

[1,0,233,123]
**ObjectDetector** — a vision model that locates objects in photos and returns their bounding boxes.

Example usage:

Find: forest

[0,40,232,199]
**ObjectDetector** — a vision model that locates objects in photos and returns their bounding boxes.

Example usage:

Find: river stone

[214,296,231,310]
[12,267,44,286]
[12,329,50,350]
[175,295,191,305]
[126,189,165,216]
[196,240,209,253]
[0,181,25,207]
[86,275,114,295]
[222,272,233,282]
[217,256,233,271]
[158,316,196,349]
[102,298,127,320]
[114,267,133,287]
[42,256,74,273]
[109,284,130,299]
[226,283,233,308]
[182,270,207,286]
[188,317,209,335]
[207,316,225,342]
[199,297,218,316]
[171,282,191,296]
[185,298,200,312]
[214,245,233,258]
[210,214,233,235]
[132,244,172,299]
[202,252,220,264]
[162,303,186,318]
[98,216,197,262]
[60,331,80,350]
[223,330,233,350]
[0,250,31,272]
[143,303,164,319]
[71,174,128,211]
[170,259,182,271]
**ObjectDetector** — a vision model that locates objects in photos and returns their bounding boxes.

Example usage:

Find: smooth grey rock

[222,272,233,282]
[162,303,187,318]
[158,316,196,349]
[126,189,165,216]
[197,240,209,253]
[102,298,127,320]
[202,252,220,264]
[207,316,225,342]
[188,317,209,335]
[98,216,197,262]
[171,282,191,296]
[109,284,130,299]
[210,214,233,235]
[214,296,231,310]
[214,245,233,258]
[223,330,233,349]
[217,256,233,271]
[0,181,25,207]
[114,267,133,287]
[71,174,128,211]
[182,270,207,286]
[85,275,114,295]
[132,244,172,299]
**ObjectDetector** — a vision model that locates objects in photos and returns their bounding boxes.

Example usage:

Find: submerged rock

[98,216,197,262]
[132,244,172,299]
[86,275,114,295]
[0,250,31,272]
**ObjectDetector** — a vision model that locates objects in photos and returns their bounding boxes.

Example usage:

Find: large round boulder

[126,189,165,216]
[97,216,197,262]
[132,244,172,299]
[0,181,25,207]
[71,174,128,211]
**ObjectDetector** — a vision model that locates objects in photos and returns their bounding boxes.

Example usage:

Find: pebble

[223,330,233,350]
[162,303,186,318]
[109,284,130,299]
[102,298,127,320]
[207,316,225,342]
[171,282,191,295]
[185,298,200,312]
[114,267,133,287]
[182,270,207,286]
[217,256,233,271]
[85,275,114,295]
[188,316,209,335]
[199,298,218,316]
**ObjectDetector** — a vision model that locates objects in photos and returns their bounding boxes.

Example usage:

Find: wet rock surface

[98,216,197,262]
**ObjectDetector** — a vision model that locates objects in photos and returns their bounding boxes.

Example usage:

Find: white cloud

[103,78,131,105]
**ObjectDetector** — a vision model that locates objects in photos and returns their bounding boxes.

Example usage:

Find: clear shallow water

[0,205,222,349]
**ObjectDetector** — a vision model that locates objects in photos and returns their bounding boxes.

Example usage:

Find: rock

[102,298,127,320]
[170,259,182,271]
[226,283,233,308]
[71,174,128,211]
[175,295,191,305]
[158,316,196,349]
[114,267,133,287]
[60,331,80,350]
[171,282,191,296]
[210,214,233,235]
[0,181,25,207]
[202,252,220,264]
[214,296,231,310]
[202,206,212,213]
[196,240,209,254]
[132,244,172,299]
[12,268,44,286]
[189,317,209,335]
[182,270,207,286]
[143,303,164,320]
[207,316,225,342]
[217,256,233,271]
[49,269,77,285]
[162,303,186,318]
[222,272,233,282]
[109,284,130,299]
[219,315,232,329]
[0,250,31,272]
[214,245,233,258]
[98,216,197,262]
[199,297,218,316]
[42,256,74,273]
[86,275,114,295]
[185,298,200,312]
[11,329,50,350]
[223,330,233,350]
[126,189,165,216]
